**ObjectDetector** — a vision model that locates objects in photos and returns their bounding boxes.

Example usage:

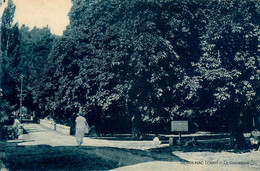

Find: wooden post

[169,137,174,146]
[20,75,24,122]
[253,116,255,128]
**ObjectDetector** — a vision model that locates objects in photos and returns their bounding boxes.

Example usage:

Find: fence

[55,123,70,135]
[39,119,55,130]
[39,119,70,135]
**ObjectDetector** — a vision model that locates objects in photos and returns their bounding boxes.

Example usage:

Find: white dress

[12,119,21,137]
[75,116,89,145]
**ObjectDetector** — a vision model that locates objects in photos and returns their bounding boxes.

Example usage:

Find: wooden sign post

[171,120,188,144]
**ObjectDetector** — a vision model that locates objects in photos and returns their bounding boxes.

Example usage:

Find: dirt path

[16,123,168,149]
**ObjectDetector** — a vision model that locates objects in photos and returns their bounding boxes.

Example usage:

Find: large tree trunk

[127,97,142,139]
[131,109,141,139]
[229,111,246,149]
[230,125,246,149]
[132,121,140,139]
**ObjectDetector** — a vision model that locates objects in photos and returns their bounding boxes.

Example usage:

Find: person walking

[75,111,89,148]
[12,117,21,139]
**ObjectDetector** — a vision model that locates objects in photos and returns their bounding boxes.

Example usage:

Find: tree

[64,0,202,137]
[18,26,55,117]
[1,0,21,111]
[192,0,260,148]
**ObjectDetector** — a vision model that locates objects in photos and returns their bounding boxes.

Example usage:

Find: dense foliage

[1,0,55,121]
[0,0,18,121]
[1,0,259,145]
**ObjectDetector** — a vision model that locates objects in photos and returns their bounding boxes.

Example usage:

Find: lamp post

[20,74,24,122]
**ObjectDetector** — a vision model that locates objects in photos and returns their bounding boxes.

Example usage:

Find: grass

[1,141,183,170]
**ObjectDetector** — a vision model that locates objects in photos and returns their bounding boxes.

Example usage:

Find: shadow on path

[2,141,185,170]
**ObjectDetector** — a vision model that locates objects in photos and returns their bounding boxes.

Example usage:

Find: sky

[1,0,72,35]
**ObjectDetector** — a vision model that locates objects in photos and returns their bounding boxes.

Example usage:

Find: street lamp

[20,74,24,122]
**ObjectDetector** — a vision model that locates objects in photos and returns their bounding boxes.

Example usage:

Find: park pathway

[13,123,167,149]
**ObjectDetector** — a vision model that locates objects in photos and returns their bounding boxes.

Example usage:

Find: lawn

[1,141,183,170]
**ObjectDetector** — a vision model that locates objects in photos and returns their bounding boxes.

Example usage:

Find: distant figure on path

[12,117,21,139]
[75,111,89,148]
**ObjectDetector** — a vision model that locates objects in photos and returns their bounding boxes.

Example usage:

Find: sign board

[171,120,188,132]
